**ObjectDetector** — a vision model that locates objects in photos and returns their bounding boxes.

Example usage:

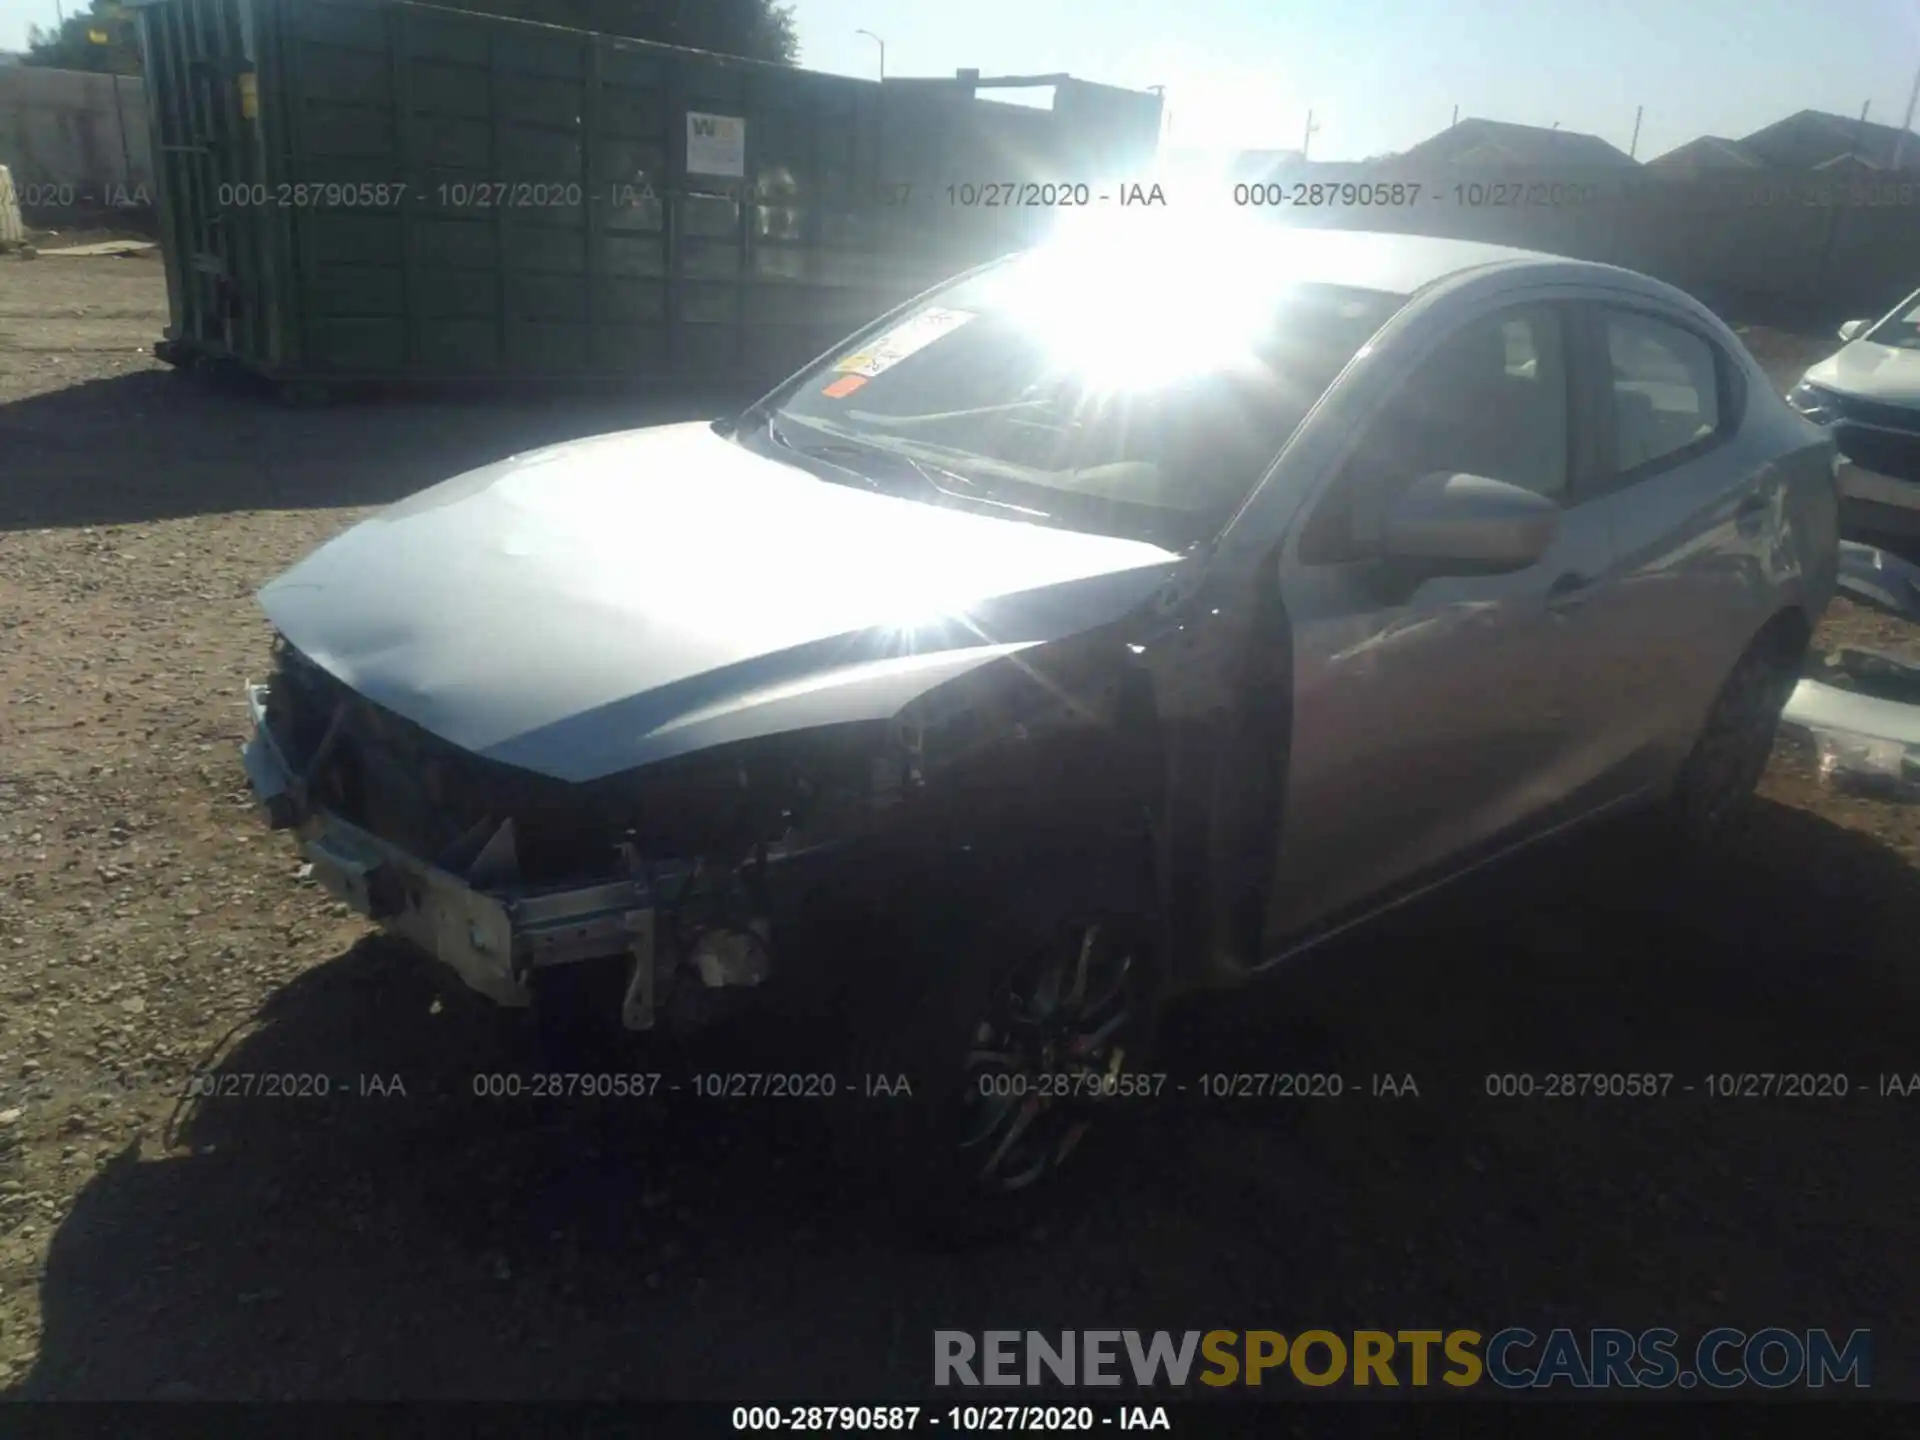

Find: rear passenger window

[1604,313,1722,473]
[1500,317,1542,379]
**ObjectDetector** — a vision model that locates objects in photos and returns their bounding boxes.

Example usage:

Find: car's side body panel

[1249,272,1617,943]
[1198,259,1837,960]
[239,234,1840,1025]
[1586,299,1838,791]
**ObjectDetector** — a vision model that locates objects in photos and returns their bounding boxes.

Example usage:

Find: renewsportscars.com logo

[933,1328,1873,1390]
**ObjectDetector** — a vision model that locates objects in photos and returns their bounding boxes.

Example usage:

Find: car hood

[1804,340,1920,408]
[259,422,1185,782]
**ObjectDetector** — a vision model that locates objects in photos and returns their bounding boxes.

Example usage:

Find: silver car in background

[242,223,1840,1217]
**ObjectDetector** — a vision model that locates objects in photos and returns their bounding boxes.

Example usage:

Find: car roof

[1238,226,1569,296]
[1037,220,1582,303]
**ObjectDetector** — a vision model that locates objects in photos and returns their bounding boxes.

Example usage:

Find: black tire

[1661,621,1806,844]
[841,865,1165,1245]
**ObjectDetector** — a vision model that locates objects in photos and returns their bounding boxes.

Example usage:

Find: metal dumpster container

[131,0,1161,400]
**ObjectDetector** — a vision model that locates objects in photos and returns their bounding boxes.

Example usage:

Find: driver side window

[1299,303,1571,563]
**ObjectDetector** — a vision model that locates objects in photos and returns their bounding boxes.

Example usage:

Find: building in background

[1398,117,1638,167]
[0,65,152,198]
[1155,147,1306,181]
[1640,135,1763,174]
[1740,108,1920,171]
[1649,109,1920,173]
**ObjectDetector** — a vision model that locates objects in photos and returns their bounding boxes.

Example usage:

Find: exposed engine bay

[243,634,1170,1031]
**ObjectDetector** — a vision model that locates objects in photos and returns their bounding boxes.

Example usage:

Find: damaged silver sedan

[243,223,1841,1209]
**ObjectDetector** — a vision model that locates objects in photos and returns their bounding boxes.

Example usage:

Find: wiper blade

[765,415,1057,521]
[771,421,979,495]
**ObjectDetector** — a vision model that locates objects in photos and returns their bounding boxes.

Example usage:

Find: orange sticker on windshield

[822,374,868,399]
[831,307,976,377]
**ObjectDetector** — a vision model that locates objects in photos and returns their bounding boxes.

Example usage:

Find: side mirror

[1838,319,1868,342]
[1381,471,1560,572]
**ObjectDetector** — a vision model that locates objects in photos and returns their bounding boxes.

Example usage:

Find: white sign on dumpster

[686,112,746,177]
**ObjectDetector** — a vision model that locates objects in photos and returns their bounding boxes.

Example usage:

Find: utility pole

[1147,85,1169,146]
[854,28,885,83]
[1303,108,1320,160]
[1854,99,1872,164]
[1629,104,1644,159]
[1451,104,1459,128]
[1895,60,1920,170]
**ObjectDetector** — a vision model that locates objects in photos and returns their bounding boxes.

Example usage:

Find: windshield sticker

[821,373,868,399]
[831,307,976,378]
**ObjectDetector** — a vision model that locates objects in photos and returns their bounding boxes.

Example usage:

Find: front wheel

[847,877,1164,1241]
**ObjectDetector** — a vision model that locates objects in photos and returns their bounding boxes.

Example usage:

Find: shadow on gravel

[19,798,1920,1399]
[0,370,748,532]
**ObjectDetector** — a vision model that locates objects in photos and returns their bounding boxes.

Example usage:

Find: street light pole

[1896,59,1920,170]
[855,29,885,83]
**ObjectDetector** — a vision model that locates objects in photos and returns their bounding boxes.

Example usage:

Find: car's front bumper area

[1838,456,1920,538]
[241,684,666,1020]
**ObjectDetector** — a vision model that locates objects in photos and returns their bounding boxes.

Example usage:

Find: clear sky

[2,0,1916,162]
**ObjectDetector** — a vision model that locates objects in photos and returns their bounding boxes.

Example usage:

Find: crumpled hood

[1804,340,1920,408]
[259,422,1184,782]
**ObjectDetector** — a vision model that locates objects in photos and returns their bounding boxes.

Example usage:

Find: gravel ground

[2,254,1919,1400]
[1735,324,1840,395]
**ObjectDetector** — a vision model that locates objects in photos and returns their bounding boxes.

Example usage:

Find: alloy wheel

[950,921,1139,1193]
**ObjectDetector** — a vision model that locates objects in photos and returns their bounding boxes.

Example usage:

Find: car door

[1262,298,1620,946]
[1566,301,1774,793]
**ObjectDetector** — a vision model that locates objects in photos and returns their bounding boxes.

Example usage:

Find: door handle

[1546,571,1595,612]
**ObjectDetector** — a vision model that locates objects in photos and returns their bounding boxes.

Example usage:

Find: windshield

[1866,289,1920,350]
[757,245,1407,545]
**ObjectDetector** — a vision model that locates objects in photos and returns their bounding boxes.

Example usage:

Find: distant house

[1643,135,1763,173]
[1224,149,1308,181]
[1735,108,1920,171]
[1152,148,1308,183]
[1159,148,1305,169]
[1397,117,1638,168]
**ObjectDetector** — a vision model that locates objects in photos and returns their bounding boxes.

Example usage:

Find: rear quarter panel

[1589,305,1838,794]
[1745,371,1842,624]
[1598,271,1839,633]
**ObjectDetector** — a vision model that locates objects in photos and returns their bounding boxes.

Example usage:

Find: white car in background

[1789,289,1920,539]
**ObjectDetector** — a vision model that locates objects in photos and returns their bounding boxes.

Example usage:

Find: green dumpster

[130,0,1162,400]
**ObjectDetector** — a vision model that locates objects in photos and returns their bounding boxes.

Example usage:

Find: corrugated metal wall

[1233,159,1920,330]
[135,0,1165,389]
